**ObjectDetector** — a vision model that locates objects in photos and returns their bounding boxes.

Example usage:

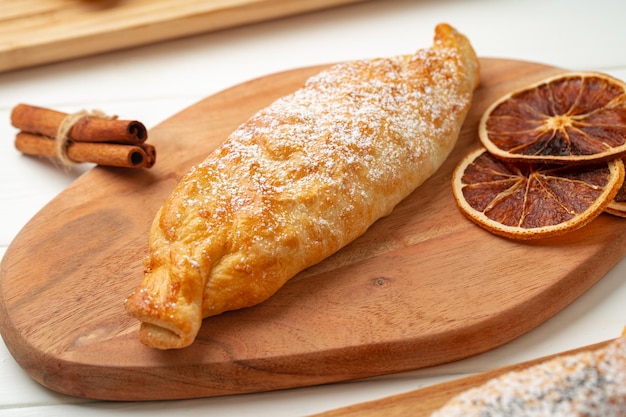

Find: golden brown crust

[125,23,479,349]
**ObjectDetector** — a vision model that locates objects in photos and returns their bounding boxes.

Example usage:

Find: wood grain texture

[0,58,625,401]
[311,339,615,417]
[0,0,368,73]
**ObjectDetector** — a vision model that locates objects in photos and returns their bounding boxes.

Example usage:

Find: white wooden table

[1,0,625,415]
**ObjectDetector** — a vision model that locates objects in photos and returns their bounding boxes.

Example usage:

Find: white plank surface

[1,0,626,415]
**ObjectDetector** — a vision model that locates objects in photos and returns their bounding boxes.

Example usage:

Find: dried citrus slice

[452,148,625,240]
[479,72,626,165]
[606,160,626,217]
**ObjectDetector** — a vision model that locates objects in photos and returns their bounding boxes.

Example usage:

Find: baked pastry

[431,335,626,416]
[124,23,480,349]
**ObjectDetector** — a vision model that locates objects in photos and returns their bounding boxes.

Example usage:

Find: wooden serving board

[312,339,616,417]
[1,58,625,401]
[0,0,368,73]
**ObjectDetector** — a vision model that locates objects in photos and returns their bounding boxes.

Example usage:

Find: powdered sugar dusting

[168,46,473,251]
[431,337,626,417]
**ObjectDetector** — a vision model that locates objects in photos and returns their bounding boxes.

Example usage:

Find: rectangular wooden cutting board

[1,58,625,401]
[0,0,367,73]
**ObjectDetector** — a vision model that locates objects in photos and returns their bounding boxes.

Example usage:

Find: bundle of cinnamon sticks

[11,104,156,169]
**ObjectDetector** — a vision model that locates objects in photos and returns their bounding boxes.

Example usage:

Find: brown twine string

[55,109,117,166]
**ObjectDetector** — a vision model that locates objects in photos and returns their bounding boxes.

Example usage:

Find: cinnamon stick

[11,103,147,145]
[15,132,155,169]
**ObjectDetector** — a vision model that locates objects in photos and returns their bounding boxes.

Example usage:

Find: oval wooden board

[1,58,625,401]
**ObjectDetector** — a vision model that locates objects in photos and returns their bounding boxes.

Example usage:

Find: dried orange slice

[479,72,626,165]
[452,148,625,240]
